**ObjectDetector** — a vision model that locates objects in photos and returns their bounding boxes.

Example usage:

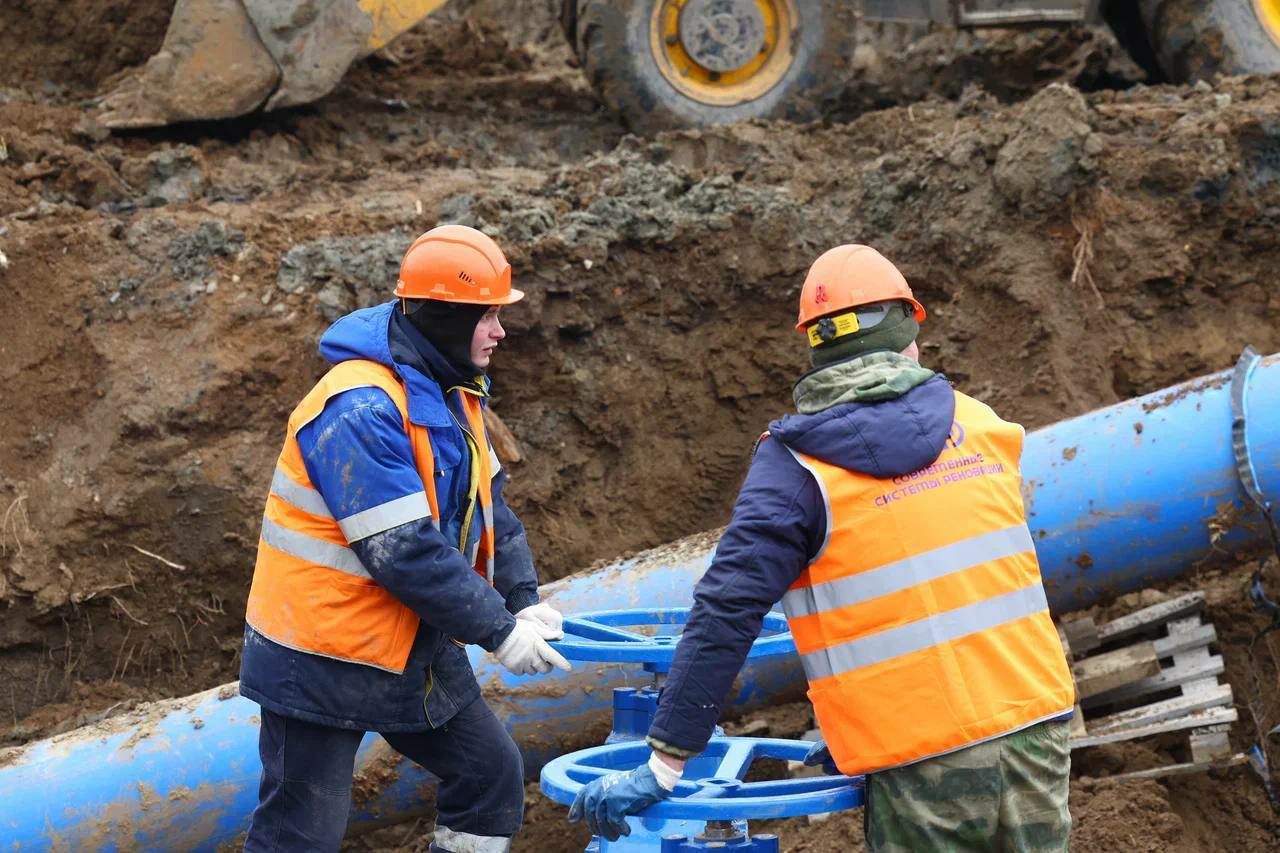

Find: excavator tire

[1140,0,1280,80]
[570,0,858,133]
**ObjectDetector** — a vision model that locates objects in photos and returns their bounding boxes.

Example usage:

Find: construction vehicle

[560,0,1280,130]
[97,0,454,128]
[98,1,1280,129]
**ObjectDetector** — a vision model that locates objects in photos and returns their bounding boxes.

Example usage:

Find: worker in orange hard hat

[570,245,1075,851]
[241,224,568,852]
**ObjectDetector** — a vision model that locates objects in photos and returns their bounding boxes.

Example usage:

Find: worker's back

[778,384,1076,776]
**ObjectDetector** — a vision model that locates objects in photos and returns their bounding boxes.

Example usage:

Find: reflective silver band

[784,446,833,563]
[337,491,431,542]
[259,514,371,580]
[433,826,512,852]
[479,500,497,582]
[799,582,1050,682]
[782,525,1035,619]
[465,540,495,583]
[270,466,333,519]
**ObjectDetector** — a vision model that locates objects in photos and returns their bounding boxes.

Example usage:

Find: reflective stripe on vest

[783,523,1042,681]
[781,391,1076,776]
[246,359,499,674]
[260,510,370,580]
[792,578,1049,682]
[270,464,334,519]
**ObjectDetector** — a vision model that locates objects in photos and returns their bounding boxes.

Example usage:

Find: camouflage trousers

[865,720,1071,853]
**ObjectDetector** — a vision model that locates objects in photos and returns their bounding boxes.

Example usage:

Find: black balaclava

[403,299,490,374]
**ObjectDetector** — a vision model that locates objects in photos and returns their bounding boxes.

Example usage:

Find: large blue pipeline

[1,353,1277,850]
[1024,350,1280,610]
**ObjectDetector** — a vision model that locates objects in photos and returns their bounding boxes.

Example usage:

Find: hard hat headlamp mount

[806,302,895,348]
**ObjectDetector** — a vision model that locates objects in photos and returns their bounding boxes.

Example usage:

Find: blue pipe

[2,354,1278,849]
[1023,351,1280,611]
[0,549,803,851]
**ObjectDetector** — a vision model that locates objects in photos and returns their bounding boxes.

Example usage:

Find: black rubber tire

[572,0,858,133]
[1140,0,1280,80]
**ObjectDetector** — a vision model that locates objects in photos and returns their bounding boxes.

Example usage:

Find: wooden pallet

[1060,592,1240,779]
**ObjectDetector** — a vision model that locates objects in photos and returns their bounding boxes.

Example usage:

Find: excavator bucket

[97,0,450,129]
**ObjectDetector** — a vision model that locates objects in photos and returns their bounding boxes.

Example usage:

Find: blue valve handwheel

[540,737,864,821]
[549,608,795,666]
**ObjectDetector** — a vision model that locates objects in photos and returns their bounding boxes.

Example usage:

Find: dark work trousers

[243,695,524,852]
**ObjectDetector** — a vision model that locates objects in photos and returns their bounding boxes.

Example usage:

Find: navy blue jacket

[240,301,539,732]
[647,375,958,753]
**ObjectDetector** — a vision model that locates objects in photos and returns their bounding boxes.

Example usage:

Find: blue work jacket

[240,301,539,731]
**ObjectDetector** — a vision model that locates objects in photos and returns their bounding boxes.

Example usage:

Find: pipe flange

[678,0,767,74]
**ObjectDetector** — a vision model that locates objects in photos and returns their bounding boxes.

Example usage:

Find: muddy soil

[3,0,1280,850]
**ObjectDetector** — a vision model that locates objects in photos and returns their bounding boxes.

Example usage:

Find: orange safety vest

[781,391,1075,776]
[245,359,497,674]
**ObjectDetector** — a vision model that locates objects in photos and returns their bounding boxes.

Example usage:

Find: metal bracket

[862,0,1093,27]
[956,1,1091,26]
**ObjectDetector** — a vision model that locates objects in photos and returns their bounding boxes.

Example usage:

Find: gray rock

[276,231,414,319]
[121,145,209,204]
[168,221,245,282]
[993,83,1096,213]
[438,194,479,227]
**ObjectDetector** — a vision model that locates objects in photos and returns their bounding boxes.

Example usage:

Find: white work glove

[494,619,572,676]
[516,602,564,639]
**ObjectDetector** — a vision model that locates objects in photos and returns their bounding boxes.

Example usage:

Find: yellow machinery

[98,0,1280,130]
[559,0,1280,130]
[98,0,451,128]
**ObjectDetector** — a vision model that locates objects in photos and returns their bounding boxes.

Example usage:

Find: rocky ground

[2,1,1280,850]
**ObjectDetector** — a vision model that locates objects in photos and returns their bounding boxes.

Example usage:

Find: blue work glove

[568,762,671,841]
[803,738,840,775]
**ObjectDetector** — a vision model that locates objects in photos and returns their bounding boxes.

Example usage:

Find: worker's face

[471,307,505,368]
[901,340,920,362]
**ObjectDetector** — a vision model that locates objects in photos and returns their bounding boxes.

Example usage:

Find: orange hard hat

[795,245,926,332]
[394,224,524,305]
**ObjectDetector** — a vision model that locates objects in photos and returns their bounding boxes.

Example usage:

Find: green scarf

[793,351,935,414]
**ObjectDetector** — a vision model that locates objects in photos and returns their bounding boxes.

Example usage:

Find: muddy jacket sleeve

[646,436,826,755]
[491,467,541,614]
[297,388,516,652]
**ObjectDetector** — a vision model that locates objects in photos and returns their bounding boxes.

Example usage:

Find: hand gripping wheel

[542,609,862,850]
[541,737,864,851]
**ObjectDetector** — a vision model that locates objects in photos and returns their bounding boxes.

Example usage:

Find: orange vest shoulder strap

[292,360,408,430]
[953,390,1025,458]
[291,359,440,523]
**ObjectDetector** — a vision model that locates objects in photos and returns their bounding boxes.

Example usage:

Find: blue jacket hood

[317,300,464,429]
[319,300,398,369]
[769,375,957,478]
